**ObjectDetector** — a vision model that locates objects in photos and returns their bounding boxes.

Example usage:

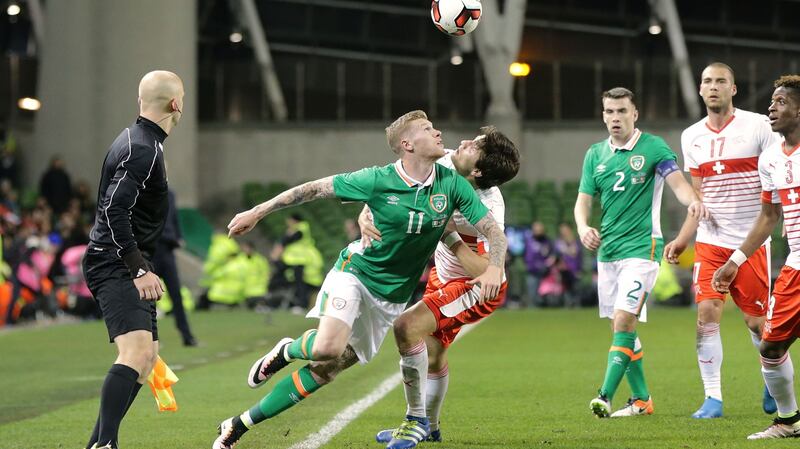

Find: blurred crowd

[0,146,97,326]
[504,221,689,309]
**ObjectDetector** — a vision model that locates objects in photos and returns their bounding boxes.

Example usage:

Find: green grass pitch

[1,305,798,448]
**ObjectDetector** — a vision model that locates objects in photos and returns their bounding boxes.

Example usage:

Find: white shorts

[307,270,406,364]
[597,258,660,323]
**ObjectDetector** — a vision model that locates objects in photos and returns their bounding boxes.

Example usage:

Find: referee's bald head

[138,70,183,112]
[138,70,184,131]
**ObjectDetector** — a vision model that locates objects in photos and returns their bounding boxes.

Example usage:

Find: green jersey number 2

[613,171,625,192]
[407,211,425,234]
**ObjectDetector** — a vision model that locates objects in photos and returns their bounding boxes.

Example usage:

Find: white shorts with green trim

[307,270,406,364]
[597,258,660,323]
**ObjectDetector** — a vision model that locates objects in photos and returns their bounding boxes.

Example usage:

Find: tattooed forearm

[254,176,335,219]
[474,214,507,269]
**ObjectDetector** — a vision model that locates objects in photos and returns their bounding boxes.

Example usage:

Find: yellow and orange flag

[147,356,179,412]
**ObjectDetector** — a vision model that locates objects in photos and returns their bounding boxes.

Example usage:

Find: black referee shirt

[89,116,169,277]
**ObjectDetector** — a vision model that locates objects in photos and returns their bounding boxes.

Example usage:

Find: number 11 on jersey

[407,211,424,234]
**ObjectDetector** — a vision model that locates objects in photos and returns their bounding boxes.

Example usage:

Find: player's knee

[120,348,154,374]
[613,320,636,333]
[743,316,764,335]
[311,339,345,360]
[393,315,417,341]
[760,343,786,360]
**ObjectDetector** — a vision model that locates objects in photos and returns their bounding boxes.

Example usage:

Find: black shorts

[83,246,158,343]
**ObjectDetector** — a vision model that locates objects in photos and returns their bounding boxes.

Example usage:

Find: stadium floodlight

[648,16,662,35]
[509,62,530,77]
[450,46,463,65]
[6,2,19,16]
[18,97,40,111]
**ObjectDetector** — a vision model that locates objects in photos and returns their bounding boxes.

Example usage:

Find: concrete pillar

[473,0,526,155]
[32,0,198,206]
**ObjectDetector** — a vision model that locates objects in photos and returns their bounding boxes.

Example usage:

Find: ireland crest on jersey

[629,155,645,171]
[430,194,448,213]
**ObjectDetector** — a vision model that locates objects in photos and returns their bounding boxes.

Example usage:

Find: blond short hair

[385,110,428,154]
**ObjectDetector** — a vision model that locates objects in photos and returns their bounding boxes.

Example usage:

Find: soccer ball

[430,0,482,36]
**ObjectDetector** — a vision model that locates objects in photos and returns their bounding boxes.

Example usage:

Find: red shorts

[692,242,770,317]
[422,267,507,348]
[763,266,800,342]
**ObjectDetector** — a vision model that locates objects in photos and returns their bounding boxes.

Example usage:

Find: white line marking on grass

[288,322,480,449]
[287,373,403,449]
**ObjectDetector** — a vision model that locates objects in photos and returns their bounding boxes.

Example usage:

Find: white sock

[240,411,254,428]
[400,341,428,418]
[425,365,449,431]
[761,353,798,416]
[749,328,762,349]
[697,321,723,401]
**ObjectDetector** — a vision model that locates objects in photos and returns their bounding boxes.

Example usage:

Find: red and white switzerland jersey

[434,150,505,283]
[682,109,780,249]
[761,140,800,269]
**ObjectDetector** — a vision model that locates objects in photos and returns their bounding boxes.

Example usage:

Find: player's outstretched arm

[468,213,506,301]
[712,202,781,293]
[228,176,335,237]
[574,192,601,251]
[665,171,709,220]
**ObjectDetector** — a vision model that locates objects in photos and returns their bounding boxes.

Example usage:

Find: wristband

[729,249,747,267]
[122,249,150,278]
[442,231,462,249]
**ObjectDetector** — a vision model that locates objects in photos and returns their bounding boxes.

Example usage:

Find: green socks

[287,329,317,361]
[626,346,650,400]
[600,331,636,401]
[248,365,322,424]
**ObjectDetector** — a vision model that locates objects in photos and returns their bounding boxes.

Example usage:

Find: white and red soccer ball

[430,0,482,36]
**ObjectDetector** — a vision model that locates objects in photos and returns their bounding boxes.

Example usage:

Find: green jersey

[332,160,489,303]
[578,130,679,262]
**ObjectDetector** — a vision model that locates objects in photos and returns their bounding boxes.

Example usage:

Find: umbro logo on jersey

[136,268,147,278]
[387,195,400,205]
[596,164,606,173]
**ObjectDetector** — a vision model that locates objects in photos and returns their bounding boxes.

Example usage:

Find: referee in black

[82,70,184,449]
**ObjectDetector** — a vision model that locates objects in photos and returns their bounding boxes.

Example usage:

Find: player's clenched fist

[228,209,260,237]
[577,225,601,251]
[711,260,738,294]
[688,200,710,221]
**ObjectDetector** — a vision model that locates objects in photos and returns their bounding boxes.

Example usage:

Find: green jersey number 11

[407,211,425,234]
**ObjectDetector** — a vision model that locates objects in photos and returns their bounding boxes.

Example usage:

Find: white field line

[287,322,480,449]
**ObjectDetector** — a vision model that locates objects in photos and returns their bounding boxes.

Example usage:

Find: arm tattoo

[474,213,507,269]
[254,176,335,219]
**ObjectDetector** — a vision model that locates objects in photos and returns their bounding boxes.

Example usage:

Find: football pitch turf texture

[1,306,798,448]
